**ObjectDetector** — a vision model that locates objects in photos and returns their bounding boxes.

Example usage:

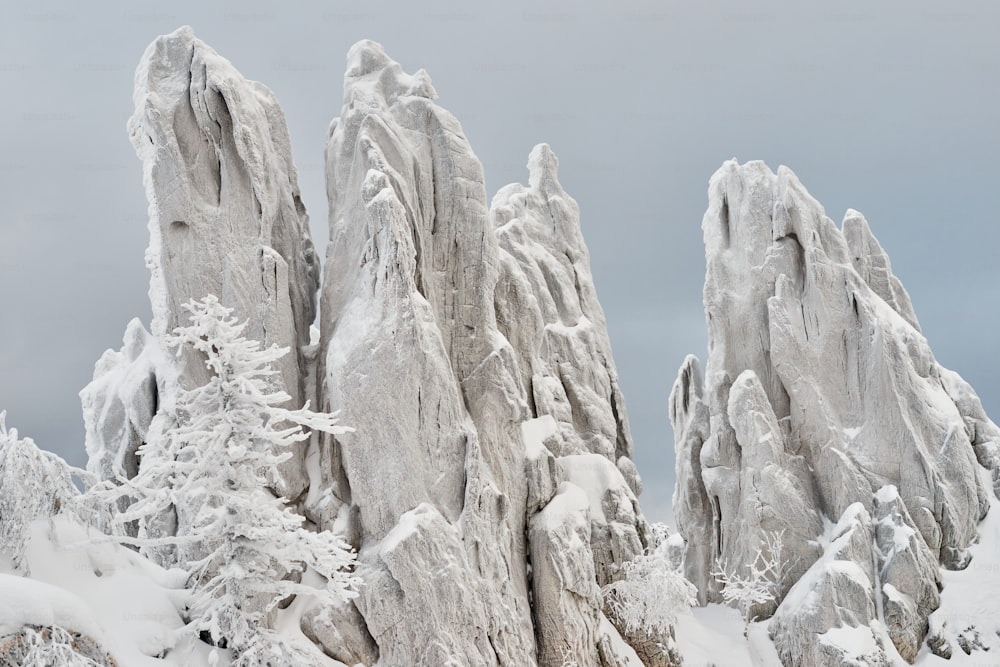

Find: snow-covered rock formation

[671,159,1000,664]
[315,40,649,666]
[77,29,652,666]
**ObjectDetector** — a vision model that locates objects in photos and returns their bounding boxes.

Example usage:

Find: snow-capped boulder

[0,575,117,667]
[672,159,1000,663]
[300,598,378,667]
[317,40,647,665]
[770,504,888,667]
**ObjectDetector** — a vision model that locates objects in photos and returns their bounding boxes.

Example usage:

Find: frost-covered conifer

[0,412,84,574]
[85,296,359,665]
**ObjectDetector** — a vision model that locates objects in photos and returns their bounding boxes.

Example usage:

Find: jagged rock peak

[129,26,317,401]
[492,144,636,472]
[318,41,648,666]
[673,159,1000,665]
[87,26,321,498]
[344,39,436,99]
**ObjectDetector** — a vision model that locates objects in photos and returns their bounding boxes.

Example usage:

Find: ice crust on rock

[80,318,171,484]
[672,159,1000,664]
[317,40,647,666]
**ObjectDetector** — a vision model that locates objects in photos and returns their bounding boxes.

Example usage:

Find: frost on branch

[0,412,86,574]
[601,523,696,664]
[713,529,786,635]
[84,295,360,664]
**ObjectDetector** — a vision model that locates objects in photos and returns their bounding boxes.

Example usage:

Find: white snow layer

[0,516,226,666]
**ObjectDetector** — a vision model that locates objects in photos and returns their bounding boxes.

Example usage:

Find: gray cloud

[1,0,998,524]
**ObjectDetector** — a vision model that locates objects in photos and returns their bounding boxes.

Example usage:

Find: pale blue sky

[1,1,998,522]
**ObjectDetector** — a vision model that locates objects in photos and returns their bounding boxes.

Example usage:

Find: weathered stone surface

[726,369,822,615]
[941,367,1000,499]
[669,355,714,603]
[492,144,635,471]
[318,40,535,665]
[300,598,378,666]
[130,26,317,397]
[317,40,647,667]
[842,209,919,331]
[357,504,501,667]
[529,483,603,667]
[523,416,563,518]
[673,159,1000,663]
[558,454,645,588]
[77,30,645,665]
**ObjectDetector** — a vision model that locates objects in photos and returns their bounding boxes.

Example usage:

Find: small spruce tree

[86,296,359,665]
[601,523,697,659]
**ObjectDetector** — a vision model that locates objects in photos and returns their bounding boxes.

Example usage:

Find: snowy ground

[674,604,781,667]
[0,516,224,665]
[5,467,1000,665]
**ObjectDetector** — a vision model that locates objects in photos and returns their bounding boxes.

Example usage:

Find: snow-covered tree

[0,412,86,574]
[85,296,360,665]
[601,522,697,658]
[712,529,785,636]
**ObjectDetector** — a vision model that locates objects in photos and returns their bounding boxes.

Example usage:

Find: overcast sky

[1,1,998,523]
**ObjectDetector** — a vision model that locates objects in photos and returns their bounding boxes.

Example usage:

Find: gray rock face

[668,355,713,604]
[492,144,635,472]
[300,598,378,666]
[872,486,941,663]
[672,159,1000,663]
[87,26,320,499]
[317,41,647,666]
[130,26,318,395]
[358,504,506,667]
[725,368,823,612]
